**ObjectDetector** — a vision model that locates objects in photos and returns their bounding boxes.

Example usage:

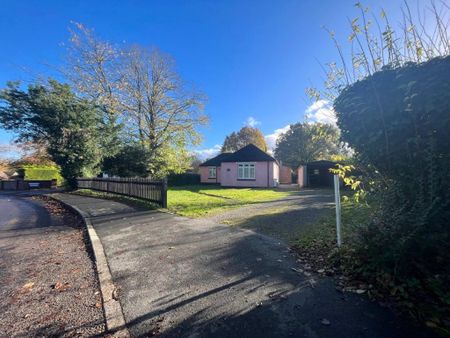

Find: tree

[12,142,54,166]
[189,154,203,174]
[274,123,341,169]
[65,23,208,177]
[0,80,102,187]
[221,126,268,152]
[102,143,151,177]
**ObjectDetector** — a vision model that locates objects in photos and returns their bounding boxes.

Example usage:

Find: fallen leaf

[112,287,120,300]
[22,282,34,290]
[321,318,331,325]
[52,282,71,291]
[425,321,438,328]
[53,282,63,290]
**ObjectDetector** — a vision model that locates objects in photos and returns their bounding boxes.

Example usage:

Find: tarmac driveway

[207,189,335,243]
[53,193,429,338]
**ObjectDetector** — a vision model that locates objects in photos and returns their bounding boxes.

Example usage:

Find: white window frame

[237,162,256,180]
[208,167,217,179]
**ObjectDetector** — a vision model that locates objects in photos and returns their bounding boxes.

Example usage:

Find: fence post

[161,178,168,208]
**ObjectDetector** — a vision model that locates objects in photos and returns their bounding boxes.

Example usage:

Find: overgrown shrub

[334,56,450,329]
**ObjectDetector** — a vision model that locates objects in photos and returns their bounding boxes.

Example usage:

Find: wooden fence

[0,179,57,190]
[76,177,167,208]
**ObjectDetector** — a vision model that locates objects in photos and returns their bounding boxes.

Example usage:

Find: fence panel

[76,177,167,208]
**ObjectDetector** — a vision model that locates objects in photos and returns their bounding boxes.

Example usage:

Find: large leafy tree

[65,23,208,177]
[222,126,268,152]
[102,143,151,177]
[0,80,102,187]
[274,123,341,168]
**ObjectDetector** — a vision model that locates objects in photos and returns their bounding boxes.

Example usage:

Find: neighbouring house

[0,171,9,180]
[297,160,337,188]
[199,144,280,188]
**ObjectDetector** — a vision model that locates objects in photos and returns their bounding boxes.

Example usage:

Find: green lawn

[168,185,297,217]
[75,185,297,218]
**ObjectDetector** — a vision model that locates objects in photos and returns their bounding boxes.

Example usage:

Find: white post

[334,175,342,247]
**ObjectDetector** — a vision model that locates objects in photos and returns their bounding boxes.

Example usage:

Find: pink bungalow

[199,144,280,188]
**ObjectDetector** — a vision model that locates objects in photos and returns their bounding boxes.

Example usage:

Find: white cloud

[0,143,21,159]
[245,116,260,128]
[191,144,221,160]
[305,99,337,126]
[265,125,291,152]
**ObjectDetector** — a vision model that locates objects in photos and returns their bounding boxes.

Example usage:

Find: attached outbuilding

[297,160,337,188]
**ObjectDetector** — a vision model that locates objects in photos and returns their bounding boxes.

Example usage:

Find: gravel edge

[46,194,130,338]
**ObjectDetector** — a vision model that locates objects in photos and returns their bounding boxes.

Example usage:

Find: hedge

[19,165,64,185]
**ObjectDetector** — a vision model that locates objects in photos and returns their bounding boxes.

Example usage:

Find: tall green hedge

[19,165,63,185]
[334,56,450,326]
[335,56,450,203]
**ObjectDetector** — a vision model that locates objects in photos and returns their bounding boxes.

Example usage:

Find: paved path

[52,193,431,338]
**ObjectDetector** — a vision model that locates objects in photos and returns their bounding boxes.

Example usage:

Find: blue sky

[0,0,410,159]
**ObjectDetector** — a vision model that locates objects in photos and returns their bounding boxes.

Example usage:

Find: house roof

[221,144,276,163]
[199,152,233,167]
[200,144,276,167]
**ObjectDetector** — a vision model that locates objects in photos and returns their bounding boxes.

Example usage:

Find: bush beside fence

[77,177,167,208]
[167,173,200,186]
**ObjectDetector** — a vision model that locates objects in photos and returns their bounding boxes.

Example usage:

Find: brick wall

[279,165,292,184]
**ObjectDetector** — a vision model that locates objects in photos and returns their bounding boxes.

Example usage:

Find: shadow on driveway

[51,192,434,338]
